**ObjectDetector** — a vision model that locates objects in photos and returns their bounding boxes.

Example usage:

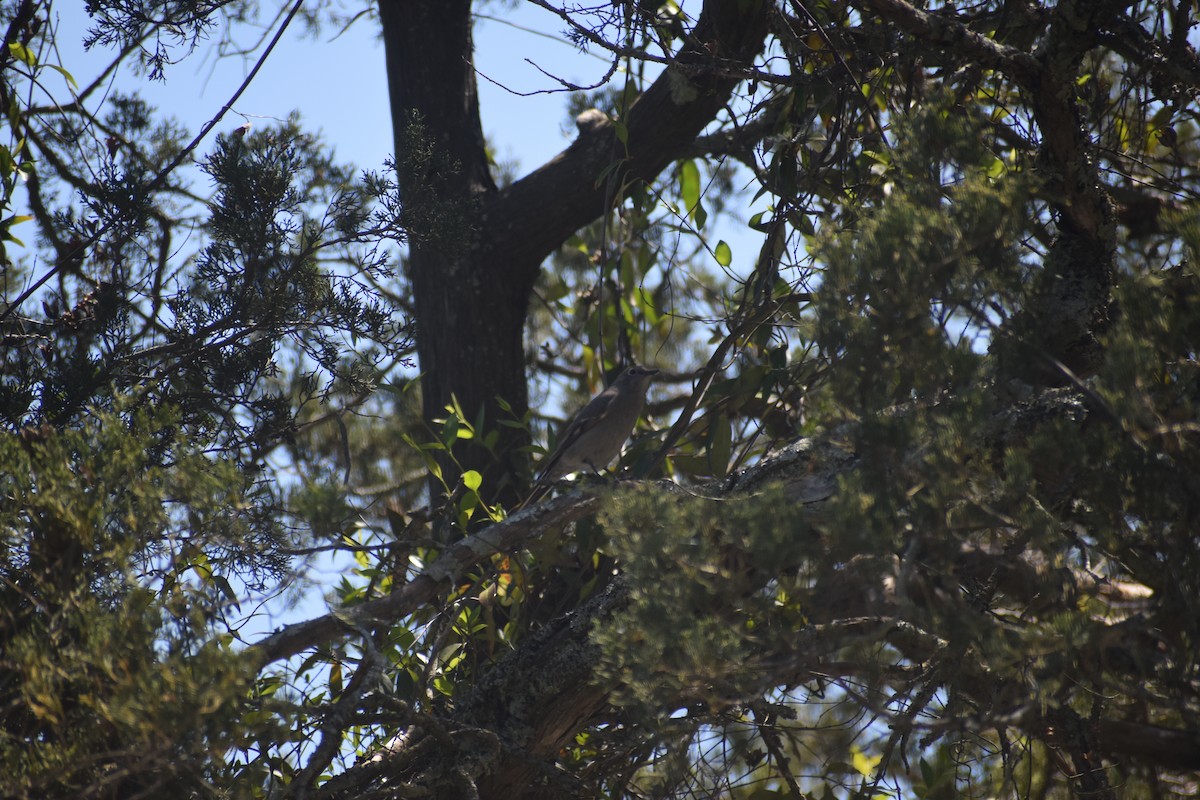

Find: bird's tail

[513,479,553,511]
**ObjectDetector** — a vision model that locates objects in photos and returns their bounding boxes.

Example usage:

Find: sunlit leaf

[714,240,732,267]
[679,159,700,218]
[7,42,35,68]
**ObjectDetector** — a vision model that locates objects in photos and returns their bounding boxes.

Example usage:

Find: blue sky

[50,3,615,191]
[33,2,766,305]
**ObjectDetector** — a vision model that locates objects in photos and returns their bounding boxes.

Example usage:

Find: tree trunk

[378,1,532,508]
[379,0,772,508]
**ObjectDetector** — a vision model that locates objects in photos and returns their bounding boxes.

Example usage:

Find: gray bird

[535,365,660,486]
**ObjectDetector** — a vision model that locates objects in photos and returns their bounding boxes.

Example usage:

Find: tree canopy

[2,0,1200,798]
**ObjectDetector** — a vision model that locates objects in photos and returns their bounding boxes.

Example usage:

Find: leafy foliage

[0,405,278,798]
[4,0,1200,798]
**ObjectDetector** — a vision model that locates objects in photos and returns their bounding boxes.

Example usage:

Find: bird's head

[618,365,660,388]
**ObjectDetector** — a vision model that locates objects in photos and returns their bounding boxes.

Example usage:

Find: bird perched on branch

[533,365,660,492]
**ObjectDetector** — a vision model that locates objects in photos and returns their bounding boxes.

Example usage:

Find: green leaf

[594,157,628,189]
[458,490,477,522]
[619,296,634,324]
[918,757,934,786]
[670,454,708,477]
[851,746,882,778]
[637,286,661,325]
[402,433,445,481]
[190,555,212,580]
[1,213,32,244]
[212,575,241,611]
[378,380,413,398]
[45,63,78,89]
[1114,115,1130,152]
[620,248,636,291]
[462,469,482,491]
[440,415,459,447]
[714,240,732,267]
[8,42,36,68]
[707,413,732,475]
[679,159,700,218]
[329,660,343,696]
[749,210,775,233]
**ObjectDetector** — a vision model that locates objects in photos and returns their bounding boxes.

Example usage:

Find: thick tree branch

[1095,719,1200,771]
[859,0,1040,82]
[258,379,1198,799]
[486,0,773,271]
[248,492,600,668]
[1104,14,1200,98]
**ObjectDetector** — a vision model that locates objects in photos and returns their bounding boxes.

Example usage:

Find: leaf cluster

[0,404,283,798]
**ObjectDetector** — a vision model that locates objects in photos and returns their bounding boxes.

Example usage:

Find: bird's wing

[536,384,619,480]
